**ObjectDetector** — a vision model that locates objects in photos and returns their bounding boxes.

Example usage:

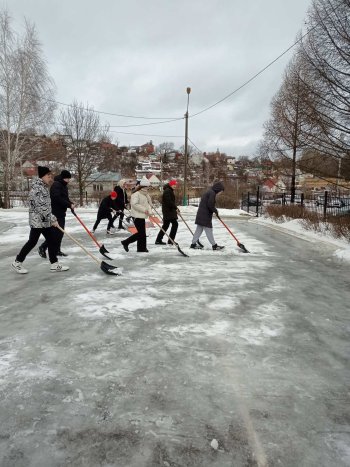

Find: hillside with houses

[2,130,350,208]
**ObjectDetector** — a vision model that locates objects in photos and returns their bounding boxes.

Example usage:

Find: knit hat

[60,170,72,179]
[110,191,117,198]
[38,166,51,178]
[140,178,151,187]
[169,179,177,187]
[212,181,225,193]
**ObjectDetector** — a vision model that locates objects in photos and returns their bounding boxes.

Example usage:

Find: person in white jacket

[121,178,153,253]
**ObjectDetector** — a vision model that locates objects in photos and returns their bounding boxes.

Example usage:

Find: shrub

[264,205,350,242]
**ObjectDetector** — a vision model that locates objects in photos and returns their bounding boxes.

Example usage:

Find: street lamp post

[183,87,191,205]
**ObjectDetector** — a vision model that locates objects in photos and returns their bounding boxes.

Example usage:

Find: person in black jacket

[38,170,75,258]
[155,180,179,245]
[112,179,129,230]
[92,191,118,235]
[190,181,225,250]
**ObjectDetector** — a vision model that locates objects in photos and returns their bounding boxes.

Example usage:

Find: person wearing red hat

[92,191,118,235]
[155,180,179,245]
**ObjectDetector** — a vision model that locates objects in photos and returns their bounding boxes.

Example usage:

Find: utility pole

[183,87,191,205]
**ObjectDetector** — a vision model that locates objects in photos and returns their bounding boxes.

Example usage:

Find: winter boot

[38,245,47,259]
[155,240,166,245]
[212,244,225,250]
[190,243,203,249]
[11,260,28,274]
[107,230,115,235]
[57,251,68,257]
[121,240,129,252]
[50,262,69,272]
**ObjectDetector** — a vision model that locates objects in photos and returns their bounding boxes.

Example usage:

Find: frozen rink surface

[0,208,349,467]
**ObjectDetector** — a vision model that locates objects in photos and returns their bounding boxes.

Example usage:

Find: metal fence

[241,189,350,218]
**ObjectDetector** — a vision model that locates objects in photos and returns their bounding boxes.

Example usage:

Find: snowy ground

[0,207,349,466]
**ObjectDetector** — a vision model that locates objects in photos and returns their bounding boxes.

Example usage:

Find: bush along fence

[241,189,350,219]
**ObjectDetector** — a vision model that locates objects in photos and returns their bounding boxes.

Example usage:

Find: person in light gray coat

[190,181,225,250]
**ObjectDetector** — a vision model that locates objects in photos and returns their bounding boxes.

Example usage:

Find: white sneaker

[11,260,28,274]
[50,262,69,272]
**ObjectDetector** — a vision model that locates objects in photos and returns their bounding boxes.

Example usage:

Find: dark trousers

[156,219,178,243]
[123,218,147,251]
[17,227,58,264]
[112,210,124,228]
[93,212,114,231]
[41,217,65,253]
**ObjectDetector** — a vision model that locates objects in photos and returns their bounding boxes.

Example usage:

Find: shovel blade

[99,244,113,260]
[177,245,189,257]
[100,261,120,275]
[238,242,249,253]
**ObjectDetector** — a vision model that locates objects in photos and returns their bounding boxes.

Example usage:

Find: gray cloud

[8,0,311,155]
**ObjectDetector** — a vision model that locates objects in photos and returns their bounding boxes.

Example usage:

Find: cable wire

[189,0,344,119]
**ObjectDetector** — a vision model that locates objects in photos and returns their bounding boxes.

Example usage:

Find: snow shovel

[177,211,204,248]
[216,215,249,253]
[56,225,120,275]
[124,208,134,224]
[150,208,189,258]
[71,209,113,260]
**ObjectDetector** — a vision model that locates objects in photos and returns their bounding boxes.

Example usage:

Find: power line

[108,130,183,138]
[107,117,183,128]
[24,92,183,120]
[189,0,343,119]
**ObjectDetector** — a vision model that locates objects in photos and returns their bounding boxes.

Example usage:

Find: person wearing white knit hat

[121,177,152,252]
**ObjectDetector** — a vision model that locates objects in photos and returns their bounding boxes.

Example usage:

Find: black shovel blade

[197,240,204,247]
[100,261,120,275]
[238,242,249,253]
[177,245,189,257]
[99,244,113,260]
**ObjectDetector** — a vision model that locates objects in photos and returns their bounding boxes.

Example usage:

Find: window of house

[93,183,103,192]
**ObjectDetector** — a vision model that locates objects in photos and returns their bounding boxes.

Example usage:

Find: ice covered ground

[0,206,349,466]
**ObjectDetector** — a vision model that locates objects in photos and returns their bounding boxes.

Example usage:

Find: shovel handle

[56,225,101,265]
[216,215,240,244]
[71,210,101,248]
[178,211,194,235]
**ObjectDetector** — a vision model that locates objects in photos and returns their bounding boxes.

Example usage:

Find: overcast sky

[7,0,312,156]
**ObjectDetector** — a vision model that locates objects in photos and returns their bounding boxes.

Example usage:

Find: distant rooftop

[86,171,121,182]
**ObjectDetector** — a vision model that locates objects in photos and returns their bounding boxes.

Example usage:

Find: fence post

[282,192,286,205]
[323,190,328,219]
[256,186,260,217]
[85,191,88,205]
[247,192,250,214]
[301,193,304,207]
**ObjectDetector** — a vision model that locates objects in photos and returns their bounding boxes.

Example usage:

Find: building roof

[86,171,121,182]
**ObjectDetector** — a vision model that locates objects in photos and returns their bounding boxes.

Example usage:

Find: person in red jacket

[92,192,118,235]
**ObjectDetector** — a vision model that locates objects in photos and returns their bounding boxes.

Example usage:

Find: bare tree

[156,141,175,153]
[0,9,56,208]
[59,100,109,205]
[299,0,350,170]
[261,54,320,201]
